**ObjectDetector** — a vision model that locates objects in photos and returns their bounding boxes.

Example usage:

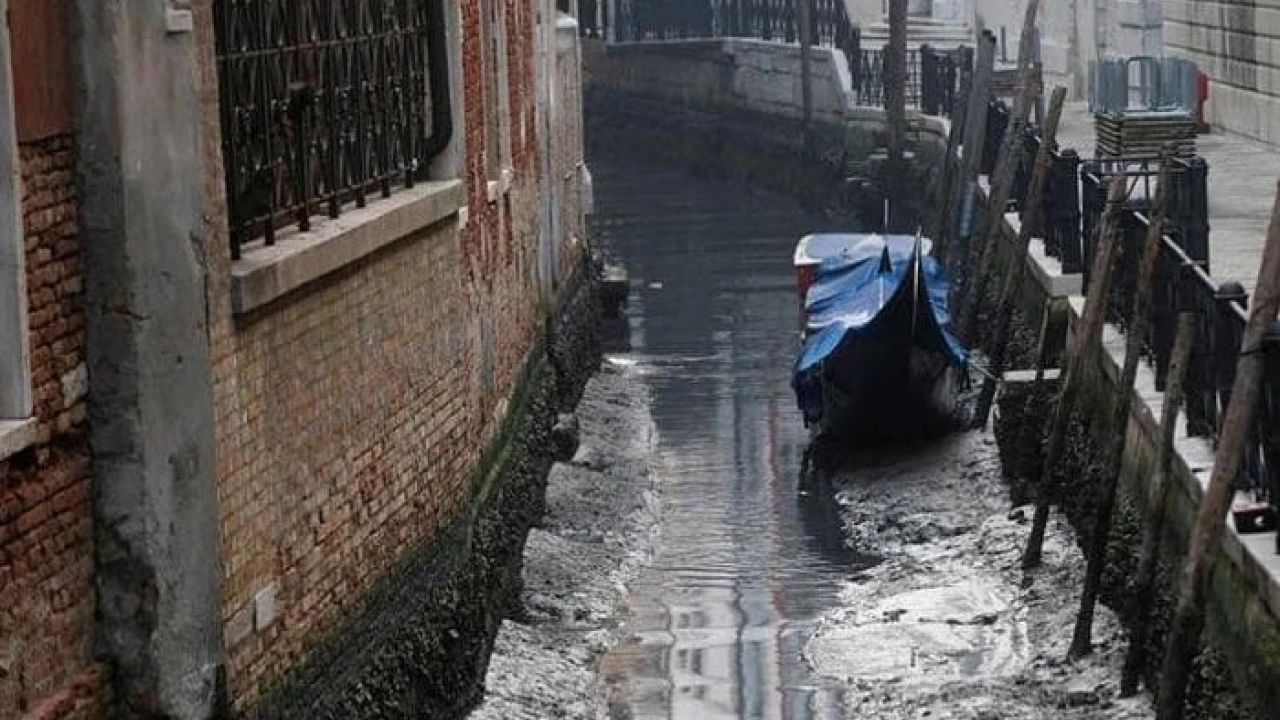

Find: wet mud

[469,361,661,720]
[809,433,1155,718]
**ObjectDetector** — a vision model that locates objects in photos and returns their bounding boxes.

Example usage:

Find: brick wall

[0,136,104,720]
[197,0,578,709]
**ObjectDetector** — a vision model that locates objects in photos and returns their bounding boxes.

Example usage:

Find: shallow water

[590,154,875,720]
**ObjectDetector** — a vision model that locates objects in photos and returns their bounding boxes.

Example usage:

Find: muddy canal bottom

[590,156,870,719]
[586,155,1154,720]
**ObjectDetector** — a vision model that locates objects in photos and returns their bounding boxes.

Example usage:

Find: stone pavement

[1055,100,1280,294]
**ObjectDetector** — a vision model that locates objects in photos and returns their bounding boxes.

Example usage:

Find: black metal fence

[919,45,966,117]
[975,91,1278,511]
[214,0,453,259]
[1072,161,1279,506]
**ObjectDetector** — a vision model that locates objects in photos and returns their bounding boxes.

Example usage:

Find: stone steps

[859,17,974,51]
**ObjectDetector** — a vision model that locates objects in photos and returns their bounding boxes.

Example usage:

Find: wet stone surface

[809,433,1155,718]
[469,361,660,720]
[588,155,869,720]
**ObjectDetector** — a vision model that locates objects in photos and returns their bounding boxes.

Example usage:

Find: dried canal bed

[482,151,1162,719]
[469,361,661,720]
[809,433,1156,719]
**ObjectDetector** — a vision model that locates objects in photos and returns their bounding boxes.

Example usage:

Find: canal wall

[586,37,1280,718]
[583,39,950,228]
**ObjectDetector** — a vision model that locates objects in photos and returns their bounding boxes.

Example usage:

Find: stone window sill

[230,180,464,315]
[0,417,38,461]
[486,167,515,203]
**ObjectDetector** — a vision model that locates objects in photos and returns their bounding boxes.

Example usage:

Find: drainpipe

[422,0,454,158]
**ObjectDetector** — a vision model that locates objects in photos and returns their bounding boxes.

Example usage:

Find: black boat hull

[803,257,968,443]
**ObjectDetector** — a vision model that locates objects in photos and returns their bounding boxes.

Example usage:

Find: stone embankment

[469,360,661,720]
[809,433,1156,719]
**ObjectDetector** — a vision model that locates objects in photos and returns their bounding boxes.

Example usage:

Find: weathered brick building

[0,0,104,717]
[1,0,591,717]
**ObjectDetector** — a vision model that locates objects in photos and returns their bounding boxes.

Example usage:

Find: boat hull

[791,234,968,444]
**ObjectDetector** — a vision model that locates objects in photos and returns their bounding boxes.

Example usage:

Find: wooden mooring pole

[885,0,908,175]
[1156,180,1280,720]
[798,0,815,154]
[933,57,970,250]
[946,33,995,262]
[972,85,1068,429]
[958,0,1042,342]
[1121,311,1197,697]
[1022,175,1128,570]
[1069,153,1172,660]
[1014,296,1063,492]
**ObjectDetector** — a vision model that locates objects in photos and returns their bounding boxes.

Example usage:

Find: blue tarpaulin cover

[792,234,967,423]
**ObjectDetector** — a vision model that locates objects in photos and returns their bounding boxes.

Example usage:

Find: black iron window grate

[215,0,452,259]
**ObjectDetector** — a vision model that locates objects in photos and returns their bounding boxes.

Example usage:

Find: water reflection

[591,155,874,720]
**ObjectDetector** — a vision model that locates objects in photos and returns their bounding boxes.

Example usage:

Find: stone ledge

[231,180,463,315]
[1066,292,1280,622]
[0,417,38,460]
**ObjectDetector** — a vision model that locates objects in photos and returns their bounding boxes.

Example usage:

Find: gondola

[791,232,969,442]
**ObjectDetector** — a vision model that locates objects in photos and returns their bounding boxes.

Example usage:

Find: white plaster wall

[844,0,884,28]
[928,0,1164,98]
[725,39,857,122]
[1163,0,1280,146]
[598,39,868,123]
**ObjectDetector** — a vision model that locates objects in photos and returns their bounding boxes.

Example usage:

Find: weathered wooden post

[972,85,1068,428]
[946,32,995,254]
[798,0,815,154]
[1156,180,1280,720]
[1022,175,1128,569]
[886,0,908,177]
[1015,296,1064,485]
[934,50,971,250]
[1121,311,1197,697]
[1069,153,1172,660]
[958,0,1042,342]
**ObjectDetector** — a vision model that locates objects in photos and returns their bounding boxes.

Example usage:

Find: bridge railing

[608,0,968,113]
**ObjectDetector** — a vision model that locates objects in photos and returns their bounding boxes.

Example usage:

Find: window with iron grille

[214,0,453,259]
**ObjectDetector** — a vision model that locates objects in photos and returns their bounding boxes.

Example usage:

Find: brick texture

[0,136,105,720]
[196,0,581,709]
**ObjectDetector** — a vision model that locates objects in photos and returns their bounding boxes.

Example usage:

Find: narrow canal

[589,150,873,719]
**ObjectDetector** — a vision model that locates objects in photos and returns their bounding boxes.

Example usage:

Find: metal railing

[920,45,967,117]
[1073,161,1279,505]
[975,95,1275,504]
[611,0,968,114]
[214,0,453,259]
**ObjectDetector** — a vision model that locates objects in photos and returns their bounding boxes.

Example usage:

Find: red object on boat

[1195,70,1209,133]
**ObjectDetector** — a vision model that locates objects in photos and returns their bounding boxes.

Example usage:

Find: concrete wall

[592,39,860,125]
[1164,0,1280,145]
[548,14,589,294]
